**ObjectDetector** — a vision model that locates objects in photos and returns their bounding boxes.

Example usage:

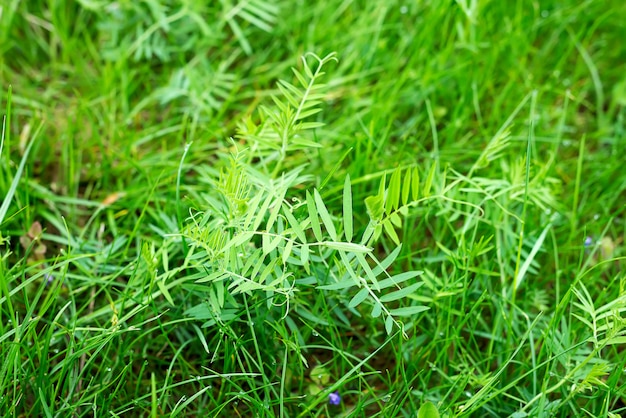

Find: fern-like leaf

[236,52,337,168]
[363,165,442,245]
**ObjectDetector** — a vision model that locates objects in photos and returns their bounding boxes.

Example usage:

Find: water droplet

[312,331,319,337]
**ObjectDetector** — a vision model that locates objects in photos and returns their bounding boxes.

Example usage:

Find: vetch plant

[180,53,432,337]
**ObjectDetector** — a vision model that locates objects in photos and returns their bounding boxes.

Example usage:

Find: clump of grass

[1,0,626,416]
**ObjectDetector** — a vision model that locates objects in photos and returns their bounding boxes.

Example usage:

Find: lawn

[1,1,626,416]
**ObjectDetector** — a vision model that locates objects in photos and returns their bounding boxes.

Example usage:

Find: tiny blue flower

[44,273,55,285]
[329,391,341,405]
[584,237,593,247]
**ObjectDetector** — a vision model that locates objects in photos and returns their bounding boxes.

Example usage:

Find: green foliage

[2,0,626,416]
[221,0,279,54]
[131,56,239,120]
[77,0,277,62]
[418,401,440,418]
[236,52,338,169]
[364,164,439,246]
[182,55,428,337]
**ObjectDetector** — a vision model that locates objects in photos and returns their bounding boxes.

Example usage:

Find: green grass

[1,0,626,416]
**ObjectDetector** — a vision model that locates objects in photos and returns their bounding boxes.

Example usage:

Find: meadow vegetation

[1,1,626,416]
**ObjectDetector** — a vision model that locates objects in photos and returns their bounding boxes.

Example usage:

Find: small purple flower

[584,237,593,247]
[329,391,341,405]
[44,273,55,285]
